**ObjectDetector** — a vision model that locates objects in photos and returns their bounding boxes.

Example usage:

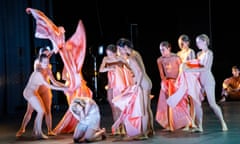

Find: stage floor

[0,100,239,144]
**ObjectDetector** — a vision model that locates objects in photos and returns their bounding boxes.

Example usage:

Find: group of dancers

[15,7,228,143]
[156,34,228,132]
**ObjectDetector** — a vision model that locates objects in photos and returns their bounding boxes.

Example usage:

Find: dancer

[99,44,127,136]
[109,38,152,139]
[116,38,154,137]
[219,65,240,103]
[182,34,228,132]
[69,97,106,143]
[16,46,62,137]
[156,41,191,131]
[16,54,67,139]
[177,34,195,62]
[177,34,197,130]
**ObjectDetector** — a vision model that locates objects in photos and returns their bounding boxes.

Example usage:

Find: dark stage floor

[0,100,239,144]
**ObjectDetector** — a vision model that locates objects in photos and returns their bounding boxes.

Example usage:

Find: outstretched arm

[47,67,66,87]
[37,72,67,92]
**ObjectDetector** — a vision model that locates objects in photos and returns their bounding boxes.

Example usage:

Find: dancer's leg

[205,86,228,131]
[29,96,47,139]
[16,103,34,137]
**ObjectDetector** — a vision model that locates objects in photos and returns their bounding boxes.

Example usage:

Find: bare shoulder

[157,56,163,63]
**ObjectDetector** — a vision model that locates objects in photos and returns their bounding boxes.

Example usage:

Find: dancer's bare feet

[101,128,107,140]
[163,126,174,132]
[182,126,190,131]
[222,122,228,131]
[16,128,25,137]
[48,130,57,136]
[32,132,48,139]
[133,133,148,140]
[34,134,48,140]
[147,129,155,137]
[191,127,203,133]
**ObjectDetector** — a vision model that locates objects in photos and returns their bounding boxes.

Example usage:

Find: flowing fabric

[155,79,192,130]
[108,66,128,97]
[112,85,144,137]
[26,8,93,134]
[167,71,204,108]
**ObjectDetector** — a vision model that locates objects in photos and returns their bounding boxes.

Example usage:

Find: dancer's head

[178,34,190,50]
[159,41,171,56]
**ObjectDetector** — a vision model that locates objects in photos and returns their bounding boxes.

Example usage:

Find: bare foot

[191,127,203,133]
[147,129,155,137]
[222,122,228,131]
[16,129,25,137]
[48,131,57,136]
[34,134,48,140]
[182,126,190,131]
[133,134,148,140]
[33,132,48,140]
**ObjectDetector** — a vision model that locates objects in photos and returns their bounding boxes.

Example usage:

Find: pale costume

[16,62,59,137]
[21,61,66,139]
[172,49,227,131]
[70,97,106,143]
[195,50,227,131]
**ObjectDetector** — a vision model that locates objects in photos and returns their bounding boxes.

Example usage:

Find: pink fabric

[167,72,204,108]
[53,111,78,134]
[108,66,127,97]
[112,86,144,137]
[156,79,192,130]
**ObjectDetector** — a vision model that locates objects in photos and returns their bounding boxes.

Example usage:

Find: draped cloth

[108,66,128,98]
[112,85,144,137]
[155,79,192,130]
[26,8,92,134]
[167,71,204,108]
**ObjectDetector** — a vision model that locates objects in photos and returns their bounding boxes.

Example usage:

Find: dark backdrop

[51,0,240,100]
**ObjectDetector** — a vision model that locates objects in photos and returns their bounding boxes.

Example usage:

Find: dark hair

[160,41,171,49]
[179,34,190,42]
[39,54,49,62]
[116,38,134,49]
[232,66,239,70]
[106,44,117,53]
